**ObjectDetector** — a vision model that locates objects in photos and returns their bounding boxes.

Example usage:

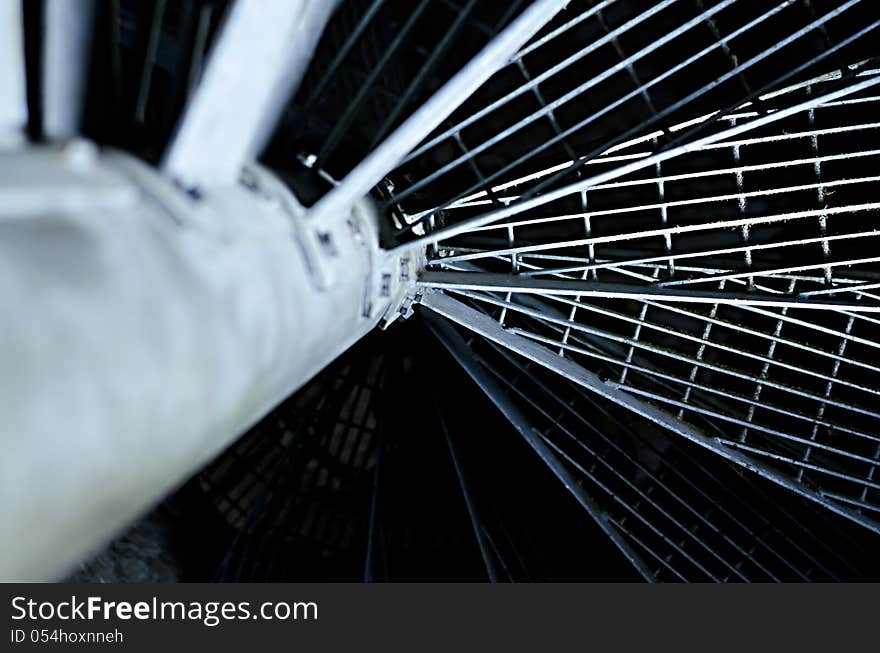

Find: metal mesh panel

[405,0,880,532]
[420,71,880,528]
[429,72,880,296]
[384,0,879,243]
[430,316,876,581]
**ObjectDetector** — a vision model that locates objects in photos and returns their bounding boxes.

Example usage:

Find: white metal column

[0,145,390,580]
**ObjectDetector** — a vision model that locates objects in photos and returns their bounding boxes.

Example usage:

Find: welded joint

[281,186,407,327]
[236,162,343,291]
[119,140,402,328]
[112,146,385,321]
[376,245,424,329]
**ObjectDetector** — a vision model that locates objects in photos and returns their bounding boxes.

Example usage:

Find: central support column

[0,143,395,580]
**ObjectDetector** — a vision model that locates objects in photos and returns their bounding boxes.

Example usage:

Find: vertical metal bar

[107,0,123,119]
[729,117,756,290]
[186,5,214,101]
[799,314,855,480]
[41,0,95,140]
[807,99,834,287]
[559,194,593,356]
[515,58,578,161]
[296,0,387,117]
[739,294,790,444]
[368,0,480,151]
[314,0,433,168]
[364,430,386,582]
[163,0,340,190]
[307,0,569,226]
[133,0,166,125]
[677,292,721,422]
[435,393,499,582]
[0,0,27,144]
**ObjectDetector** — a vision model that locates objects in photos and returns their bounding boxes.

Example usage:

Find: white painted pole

[0,145,385,580]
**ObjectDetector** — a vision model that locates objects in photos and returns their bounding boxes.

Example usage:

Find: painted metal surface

[0,0,27,145]
[0,146,387,580]
[162,0,340,189]
[42,0,96,140]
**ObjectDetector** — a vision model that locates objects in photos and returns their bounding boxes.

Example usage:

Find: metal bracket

[376,245,424,329]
